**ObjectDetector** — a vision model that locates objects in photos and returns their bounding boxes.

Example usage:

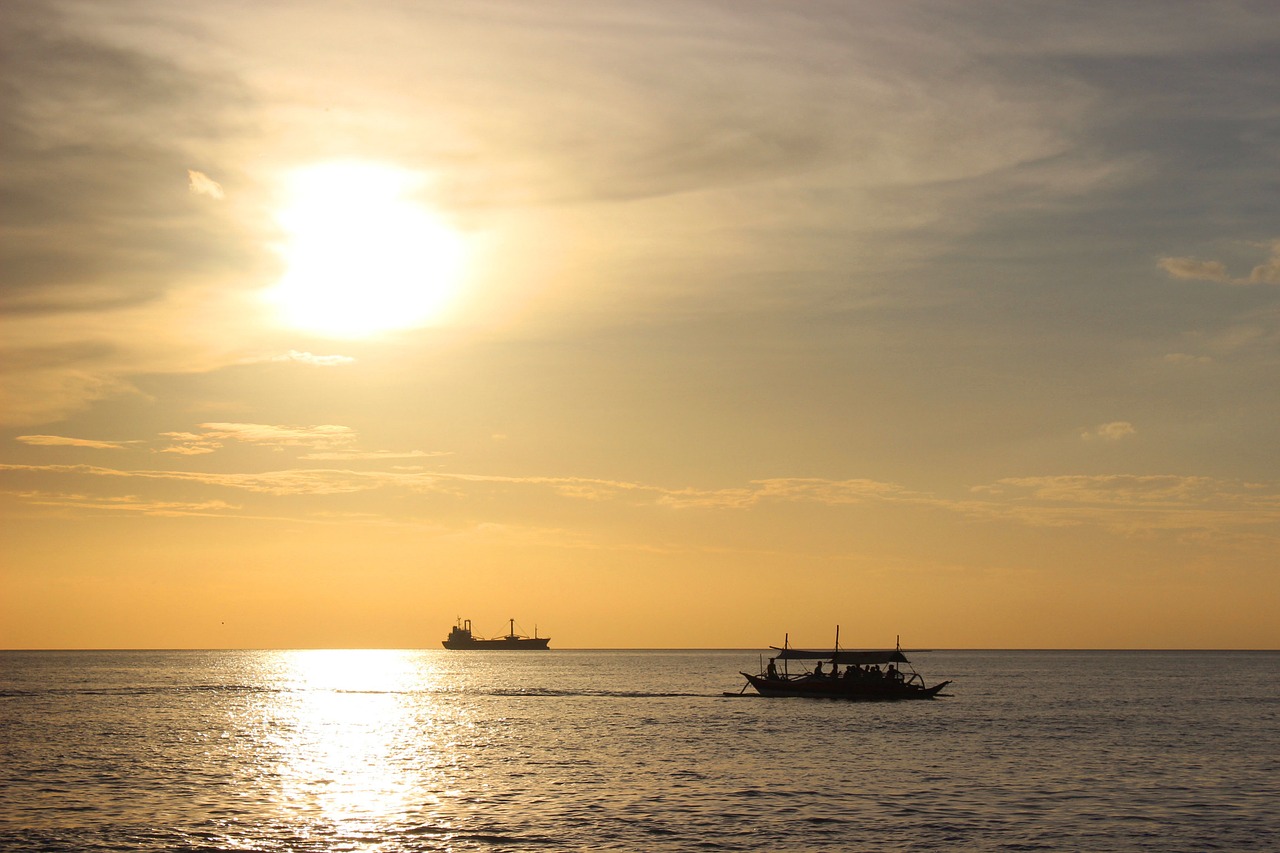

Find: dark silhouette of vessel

[732,629,950,700]
[442,618,550,650]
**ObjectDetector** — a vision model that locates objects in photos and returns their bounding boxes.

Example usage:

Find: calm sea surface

[1,649,1276,851]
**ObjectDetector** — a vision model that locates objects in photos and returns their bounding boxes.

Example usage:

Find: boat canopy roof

[771,648,910,665]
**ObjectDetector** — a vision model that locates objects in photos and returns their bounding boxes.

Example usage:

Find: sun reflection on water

[263,650,460,840]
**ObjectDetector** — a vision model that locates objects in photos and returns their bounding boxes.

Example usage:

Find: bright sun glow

[267,162,467,338]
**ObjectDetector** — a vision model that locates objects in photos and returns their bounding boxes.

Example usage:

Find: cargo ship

[442,618,551,650]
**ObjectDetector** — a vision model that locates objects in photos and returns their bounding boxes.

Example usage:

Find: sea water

[1,649,1276,851]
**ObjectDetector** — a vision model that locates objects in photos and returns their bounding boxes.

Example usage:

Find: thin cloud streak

[17,435,128,449]
[265,350,356,366]
[158,423,358,455]
[299,450,449,461]
[4,462,1275,546]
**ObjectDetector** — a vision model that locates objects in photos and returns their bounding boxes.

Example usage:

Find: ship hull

[742,672,949,700]
[442,637,551,650]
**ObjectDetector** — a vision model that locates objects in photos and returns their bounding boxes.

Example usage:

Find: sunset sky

[3,1,1278,649]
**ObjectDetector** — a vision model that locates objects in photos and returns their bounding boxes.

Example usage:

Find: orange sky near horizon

[2,1,1278,650]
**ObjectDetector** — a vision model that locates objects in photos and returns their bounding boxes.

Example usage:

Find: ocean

[1,649,1276,851]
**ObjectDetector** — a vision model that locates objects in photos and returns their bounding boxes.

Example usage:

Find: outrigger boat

[734,629,950,700]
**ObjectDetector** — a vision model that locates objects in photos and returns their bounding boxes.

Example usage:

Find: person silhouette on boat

[766,658,779,679]
[813,661,824,679]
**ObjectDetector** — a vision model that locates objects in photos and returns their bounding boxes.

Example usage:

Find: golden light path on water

[263,650,462,842]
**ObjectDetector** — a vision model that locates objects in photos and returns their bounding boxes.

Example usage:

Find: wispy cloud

[300,450,448,461]
[15,491,238,517]
[0,4,263,427]
[1082,421,1135,441]
[1158,257,1231,283]
[13,421,440,462]
[268,350,356,366]
[155,434,218,456]
[978,474,1222,507]
[0,463,390,496]
[186,169,225,200]
[16,434,127,449]
[966,475,1280,544]
[655,477,922,510]
[1159,238,1280,285]
[159,423,358,455]
[3,463,1276,554]
[1248,239,1280,284]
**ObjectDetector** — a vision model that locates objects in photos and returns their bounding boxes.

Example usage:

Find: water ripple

[2,650,1277,851]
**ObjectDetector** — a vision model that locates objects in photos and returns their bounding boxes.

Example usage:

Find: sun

[266,162,467,338]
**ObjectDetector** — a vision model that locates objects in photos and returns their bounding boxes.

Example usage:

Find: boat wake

[481,688,708,699]
[0,685,720,700]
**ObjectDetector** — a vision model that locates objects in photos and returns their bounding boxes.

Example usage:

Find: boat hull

[442,637,551,650]
[742,672,950,700]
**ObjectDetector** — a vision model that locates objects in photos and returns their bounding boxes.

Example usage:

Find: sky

[2,0,1278,650]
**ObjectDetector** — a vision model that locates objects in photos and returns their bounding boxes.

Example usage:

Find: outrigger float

[732,629,951,700]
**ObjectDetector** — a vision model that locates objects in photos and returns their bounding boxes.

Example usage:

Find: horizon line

[3,646,1277,653]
